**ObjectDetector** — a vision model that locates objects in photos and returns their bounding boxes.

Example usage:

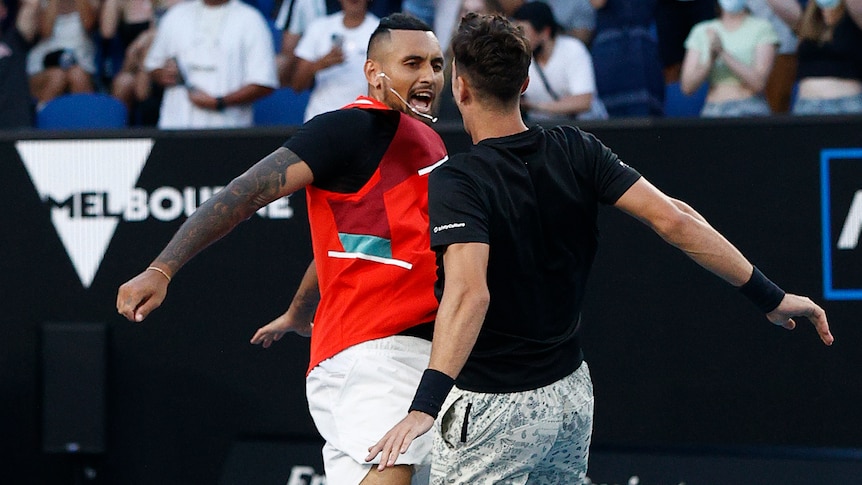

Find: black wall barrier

[1,116,860,484]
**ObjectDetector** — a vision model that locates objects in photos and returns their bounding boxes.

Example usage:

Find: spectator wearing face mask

[768,0,862,115]
[513,1,607,122]
[680,0,779,117]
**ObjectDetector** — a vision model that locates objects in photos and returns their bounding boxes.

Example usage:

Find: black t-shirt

[0,27,35,129]
[429,125,641,393]
[797,14,862,81]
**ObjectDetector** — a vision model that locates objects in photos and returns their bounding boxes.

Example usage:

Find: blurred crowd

[0,0,860,130]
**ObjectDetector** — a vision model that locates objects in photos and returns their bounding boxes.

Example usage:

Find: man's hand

[188,89,218,110]
[250,311,312,347]
[116,269,170,322]
[365,411,434,471]
[317,46,345,70]
[152,59,181,86]
[766,293,834,346]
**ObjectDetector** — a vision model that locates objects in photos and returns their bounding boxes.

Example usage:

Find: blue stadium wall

[1,116,860,484]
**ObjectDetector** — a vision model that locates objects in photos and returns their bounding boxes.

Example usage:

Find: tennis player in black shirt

[367,12,834,484]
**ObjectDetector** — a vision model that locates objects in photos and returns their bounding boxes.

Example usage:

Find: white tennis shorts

[306,335,433,484]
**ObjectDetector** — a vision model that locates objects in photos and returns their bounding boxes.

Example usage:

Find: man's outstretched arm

[117,147,314,323]
[614,178,833,346]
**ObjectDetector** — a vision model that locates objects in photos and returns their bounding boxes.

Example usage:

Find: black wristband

[738,266,785,313]
[215,97,226,112]
[409,369,455,419]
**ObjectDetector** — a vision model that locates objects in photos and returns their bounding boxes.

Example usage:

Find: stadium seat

[664,81,708,118]
[37,93,128,129]
[253,88,310,127]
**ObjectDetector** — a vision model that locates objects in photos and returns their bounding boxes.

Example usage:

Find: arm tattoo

[289,262,320,323]
[153,148,304,273]
[291,284,321,323]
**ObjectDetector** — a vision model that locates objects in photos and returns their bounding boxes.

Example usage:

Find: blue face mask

[718,0,747,13]
[814,0,840,9]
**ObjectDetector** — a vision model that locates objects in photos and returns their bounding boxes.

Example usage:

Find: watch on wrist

[215,97,226,112]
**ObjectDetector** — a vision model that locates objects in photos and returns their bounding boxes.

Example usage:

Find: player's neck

[464,108,528,144]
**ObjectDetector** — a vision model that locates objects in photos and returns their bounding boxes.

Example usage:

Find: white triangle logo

[17,139,154,288]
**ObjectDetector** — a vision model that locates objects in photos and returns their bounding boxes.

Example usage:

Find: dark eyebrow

[401,54,445,64]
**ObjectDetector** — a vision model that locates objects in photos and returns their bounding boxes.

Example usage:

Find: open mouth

[409,91,434,114]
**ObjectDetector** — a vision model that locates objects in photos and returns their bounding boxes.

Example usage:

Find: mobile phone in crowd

[171,57,195,91]
[331,33,344,49]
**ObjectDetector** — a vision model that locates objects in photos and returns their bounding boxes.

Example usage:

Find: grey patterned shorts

[430,363,594,485]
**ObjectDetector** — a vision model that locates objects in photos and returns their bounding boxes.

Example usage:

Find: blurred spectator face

[375,29,445,121]
[461,0,491,16]
[513,20,549,56]
[511,2,557,55]
[340,0,370,16]
[513,20,538,48]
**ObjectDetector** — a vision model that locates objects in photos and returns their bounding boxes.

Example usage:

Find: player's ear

[364,60,382,89]
[521,76,530,95]
[453,74,471,105]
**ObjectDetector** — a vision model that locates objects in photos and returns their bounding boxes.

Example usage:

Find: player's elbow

[652,205,694,244]
[470,286,491,313]
[456,283,490,316]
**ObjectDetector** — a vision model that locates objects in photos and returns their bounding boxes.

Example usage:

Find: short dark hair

[368,13,434,57]
[511,1,560,38]
[451,13,531,106]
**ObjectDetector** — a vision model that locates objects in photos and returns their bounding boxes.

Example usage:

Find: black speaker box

[41,322,107,454]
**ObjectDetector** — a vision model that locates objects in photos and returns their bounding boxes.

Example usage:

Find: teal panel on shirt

[338,233,393,259]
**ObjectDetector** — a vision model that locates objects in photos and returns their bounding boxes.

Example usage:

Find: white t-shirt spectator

[523,35,607,121]
[144,0,278,129]
[294,11,379,121]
